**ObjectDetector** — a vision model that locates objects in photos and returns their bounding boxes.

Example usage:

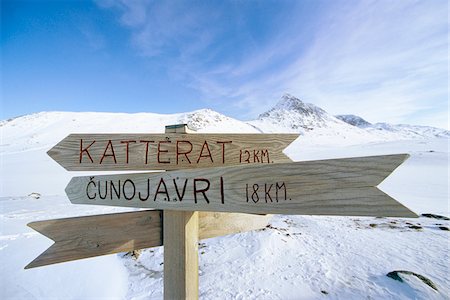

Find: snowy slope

[336,114,449,139]
[1,101,449,299]
[368,123,450,139]
[0,109,259,154]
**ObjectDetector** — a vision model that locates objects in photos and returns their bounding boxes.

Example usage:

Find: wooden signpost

[25,210,270,268]
[64,154,415,217]
[27,124,417,300]
[47,133,297,170]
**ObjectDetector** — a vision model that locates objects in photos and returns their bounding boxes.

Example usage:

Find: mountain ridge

[1,94,448,154]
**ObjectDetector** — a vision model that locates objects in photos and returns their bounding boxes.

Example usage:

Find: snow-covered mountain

[1,93,448,154]
[336,114,372,128]
[367,122,450,139]
[336,113,449,139]
[248,94,449,144]
[248,94,354,133]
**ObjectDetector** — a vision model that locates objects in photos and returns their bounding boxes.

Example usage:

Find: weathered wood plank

[25,210,162,269]
[198,212,271,240]
[162,123,199,300]
[65,154,417,217]
[47,133,298,171]
[163,211,199,300]
[24,211,272,269]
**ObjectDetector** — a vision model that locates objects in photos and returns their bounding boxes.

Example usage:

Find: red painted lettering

[100,140,117,164]
[158,141,171,164]
[79,139,95,163]
[139,140,154,164]
[217,141,232,163]
[176,141,192,164]
[197,141,214,163]
[120,140,136,164]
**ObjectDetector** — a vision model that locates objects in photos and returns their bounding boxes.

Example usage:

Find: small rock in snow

[28,192,41,199]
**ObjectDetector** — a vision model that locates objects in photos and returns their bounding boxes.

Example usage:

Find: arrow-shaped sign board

[47,133,298,171]
[65,154,417,217]
[25,211,162,269]
[25,210,271,269]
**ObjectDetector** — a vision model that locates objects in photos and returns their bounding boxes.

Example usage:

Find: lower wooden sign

[25,210,271,268]
[65,154,417,217]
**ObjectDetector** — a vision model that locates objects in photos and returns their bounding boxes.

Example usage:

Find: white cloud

[99,0,449,128]
[285,1,448,126]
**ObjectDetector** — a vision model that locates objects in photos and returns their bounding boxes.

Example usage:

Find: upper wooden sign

[47,133,298,171]
[65,154,417,217]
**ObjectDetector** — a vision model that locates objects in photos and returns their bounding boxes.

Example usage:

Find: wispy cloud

[284,1,448,127]
[98,0,448,128]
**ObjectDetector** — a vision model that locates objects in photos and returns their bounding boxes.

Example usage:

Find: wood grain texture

[163,211,199,300]
[25,210,162,269]
[47,133,298,171]
[198,212,272,240]
[65,154,417,217]
[25,211,272,269]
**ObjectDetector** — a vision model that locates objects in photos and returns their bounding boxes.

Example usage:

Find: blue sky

[2,0,448,128]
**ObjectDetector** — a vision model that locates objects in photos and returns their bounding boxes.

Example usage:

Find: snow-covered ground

[1,104,449,299]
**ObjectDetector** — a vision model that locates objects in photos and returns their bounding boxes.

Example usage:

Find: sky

[1,0,448,129]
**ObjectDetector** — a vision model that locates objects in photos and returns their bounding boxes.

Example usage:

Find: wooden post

[164,124,199,300]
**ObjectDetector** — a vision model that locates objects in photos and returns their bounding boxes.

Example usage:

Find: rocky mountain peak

[270,93,327,115]
[178,109,234,131]
[256,94,337,130]
[335,114,372,128]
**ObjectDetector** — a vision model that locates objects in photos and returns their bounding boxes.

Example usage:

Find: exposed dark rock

[386,270,438,291]
[335,114,372,128]
[421,214,450,221]
[408,225,422,230]
[28,192,41,199]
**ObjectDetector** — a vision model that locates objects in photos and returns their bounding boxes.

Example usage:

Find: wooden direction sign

[25,210,270,268]
[25,211,162,269]
[29,124,418,300]
[65,154,416,217]
[47,133,298,171]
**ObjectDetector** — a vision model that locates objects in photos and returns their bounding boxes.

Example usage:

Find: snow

[1,104,449,299]
[1,196,131,299]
